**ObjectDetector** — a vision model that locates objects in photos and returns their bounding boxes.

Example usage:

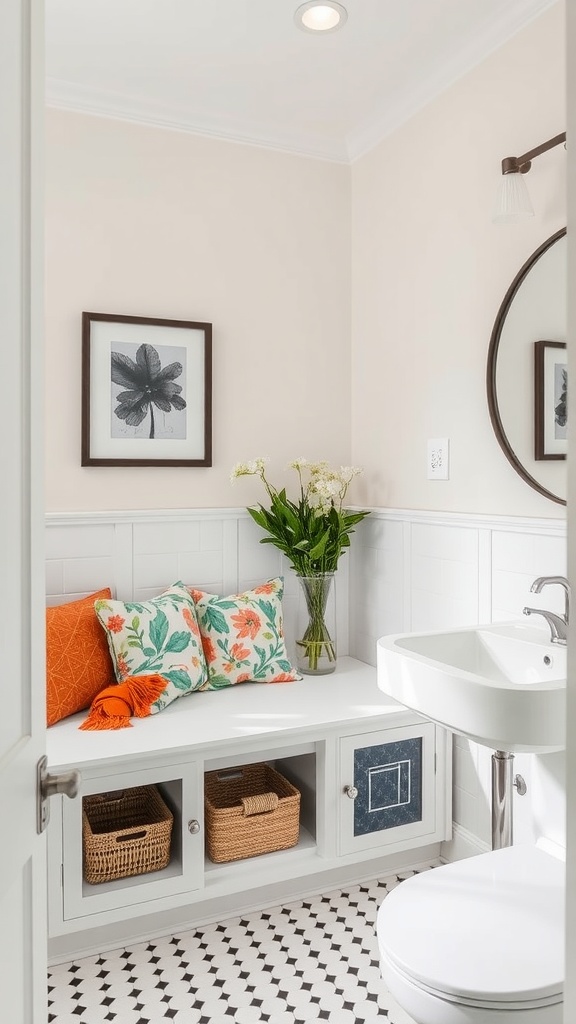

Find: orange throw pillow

[46,588,116,726]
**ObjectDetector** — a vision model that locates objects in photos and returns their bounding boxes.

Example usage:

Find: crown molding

[45,78,350,164]
[45,0,560,166]
[346,0,560,161]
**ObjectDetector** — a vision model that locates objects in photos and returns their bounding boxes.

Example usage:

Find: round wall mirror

[487,228,567,506]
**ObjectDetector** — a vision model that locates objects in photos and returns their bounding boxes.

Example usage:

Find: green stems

[296,575,336,675]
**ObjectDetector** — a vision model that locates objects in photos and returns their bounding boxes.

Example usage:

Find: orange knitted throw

[80,674,167,730]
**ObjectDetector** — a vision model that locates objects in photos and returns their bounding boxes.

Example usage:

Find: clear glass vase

[296,574,337,675]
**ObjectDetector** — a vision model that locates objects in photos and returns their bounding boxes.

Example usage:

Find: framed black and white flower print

[81,312,212,467]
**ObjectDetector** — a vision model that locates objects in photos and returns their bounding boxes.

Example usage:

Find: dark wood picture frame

[82,312,212,467]
[534,340,567,462]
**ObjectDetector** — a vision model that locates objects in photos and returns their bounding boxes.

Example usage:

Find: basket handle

[216,769,243,782]
[241,792,279,816]
[116,829,147,842]
[88,791,126,803]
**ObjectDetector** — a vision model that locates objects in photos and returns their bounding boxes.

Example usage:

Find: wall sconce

[494,132,566,223]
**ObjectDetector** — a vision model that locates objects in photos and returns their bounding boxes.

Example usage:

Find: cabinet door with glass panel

[53,759,203,931]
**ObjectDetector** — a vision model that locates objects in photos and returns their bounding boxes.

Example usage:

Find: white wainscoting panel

[45,522,117,605]
[45,510,350,664]
[410,522,479,632]
[349,508,567,856]
[349,516,405,665]
[491,529,567,622]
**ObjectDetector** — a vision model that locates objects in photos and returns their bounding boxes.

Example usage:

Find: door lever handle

[37,755,81,833]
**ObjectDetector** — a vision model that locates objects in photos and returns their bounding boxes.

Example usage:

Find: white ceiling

[45,0,558,162]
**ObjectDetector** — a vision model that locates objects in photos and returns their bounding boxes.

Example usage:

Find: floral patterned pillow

[189,577,300,688]
[95,582,208,713]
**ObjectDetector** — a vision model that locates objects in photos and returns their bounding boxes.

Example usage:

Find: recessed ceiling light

[295,2,348,34]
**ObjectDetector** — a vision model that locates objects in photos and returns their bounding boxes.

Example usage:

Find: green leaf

[262,631,274,640]
[309,528,331,560]
[131,615,140,631]
[162,669,191,691]
[259,536,291,554]
[149,609,169,652]
[247,506,269,530]
[342,510,371,527]
[205,605,229,634]
[271,495,300,534]
[277,660,293,672]
[218,601,239,610]
[164,630,192,653]
[257,599,276,624]
[142,646,156,657]
[208,674,231,688]
[127,640,141,647]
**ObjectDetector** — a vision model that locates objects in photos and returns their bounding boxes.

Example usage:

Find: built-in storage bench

[46,657,452,962]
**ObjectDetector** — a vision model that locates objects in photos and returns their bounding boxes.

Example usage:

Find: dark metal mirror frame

[486,227,567,507]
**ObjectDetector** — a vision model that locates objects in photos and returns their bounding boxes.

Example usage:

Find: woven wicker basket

[204,763,300,863]
[83,785,173,885]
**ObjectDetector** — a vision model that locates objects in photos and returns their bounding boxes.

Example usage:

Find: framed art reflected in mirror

[534,340,567,462]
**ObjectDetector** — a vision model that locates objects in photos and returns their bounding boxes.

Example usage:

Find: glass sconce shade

[493,171,535,223]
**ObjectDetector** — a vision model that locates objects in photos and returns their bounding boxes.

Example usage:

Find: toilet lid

[377,845,564,1004]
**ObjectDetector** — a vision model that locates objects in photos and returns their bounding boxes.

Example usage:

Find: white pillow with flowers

[188,577,300,688]
[95,582,208,713]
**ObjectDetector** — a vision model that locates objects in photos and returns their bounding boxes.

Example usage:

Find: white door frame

[0,0,47,1021]
[565,3,576,1022]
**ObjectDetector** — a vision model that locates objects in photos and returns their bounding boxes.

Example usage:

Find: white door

[0,1,47,1021]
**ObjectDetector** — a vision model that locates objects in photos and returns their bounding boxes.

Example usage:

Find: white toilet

[377,843,564,1024]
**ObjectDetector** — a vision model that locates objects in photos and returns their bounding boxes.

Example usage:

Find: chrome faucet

[523,575,570,646]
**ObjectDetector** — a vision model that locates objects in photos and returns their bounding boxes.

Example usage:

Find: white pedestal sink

[377,621,566,754]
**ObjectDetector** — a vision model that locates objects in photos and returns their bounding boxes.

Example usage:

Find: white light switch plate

[427,438,450,480]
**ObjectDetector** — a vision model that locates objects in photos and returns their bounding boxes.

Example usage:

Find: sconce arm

[501,132,566,175]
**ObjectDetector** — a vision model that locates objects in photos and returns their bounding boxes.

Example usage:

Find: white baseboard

[440,822,491,863]
[48,843,442,965]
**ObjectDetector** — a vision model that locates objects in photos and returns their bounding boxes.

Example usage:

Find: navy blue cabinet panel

[353,737,422,837]
[339,723,443,857]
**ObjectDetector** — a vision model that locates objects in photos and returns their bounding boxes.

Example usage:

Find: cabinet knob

[344,785,358,800]
[188,819,201,835]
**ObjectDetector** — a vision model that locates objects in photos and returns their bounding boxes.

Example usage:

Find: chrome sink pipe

[491,575,570,850]
[523,575,570,646]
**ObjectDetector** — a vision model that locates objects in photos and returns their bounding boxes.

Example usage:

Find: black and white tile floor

[48,873,418,1024]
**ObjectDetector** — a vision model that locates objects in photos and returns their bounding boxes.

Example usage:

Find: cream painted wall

[46,4,565,519]
[350,2,566,518]
[45,112,351,511]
